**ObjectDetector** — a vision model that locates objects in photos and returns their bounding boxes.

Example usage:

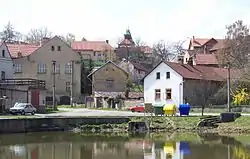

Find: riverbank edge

[0,116,249,134]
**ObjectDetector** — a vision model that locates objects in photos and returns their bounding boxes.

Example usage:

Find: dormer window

[17,52,22,57]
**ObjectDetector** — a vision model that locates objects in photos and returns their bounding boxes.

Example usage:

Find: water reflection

[0,132,249,159]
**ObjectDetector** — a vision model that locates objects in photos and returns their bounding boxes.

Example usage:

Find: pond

[0,132,249,159]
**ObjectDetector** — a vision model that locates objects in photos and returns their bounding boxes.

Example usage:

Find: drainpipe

[52,60,56,110]
[70,60,74,107]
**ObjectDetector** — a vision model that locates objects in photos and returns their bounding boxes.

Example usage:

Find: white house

[0,42,13,79]
[143,61,183,106]
[143,61,237,106]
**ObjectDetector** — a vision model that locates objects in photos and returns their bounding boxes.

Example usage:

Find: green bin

[153,103,164,116]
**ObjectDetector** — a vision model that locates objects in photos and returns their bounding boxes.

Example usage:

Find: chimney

[193,36,195,40]
[105,40,109,44]
[41,37,50,46]
[187,57,193,66]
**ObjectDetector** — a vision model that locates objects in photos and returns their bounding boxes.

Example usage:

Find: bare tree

[152,40,186,64]
[190,80,223,116]
[134,37,146,47]
[217,20,250,68]
[116,37,124,46]
[0,21,22,42]
[60,33,75,45]
[25,27,53,44]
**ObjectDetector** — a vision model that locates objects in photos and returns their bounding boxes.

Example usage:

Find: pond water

[0,132,249,159]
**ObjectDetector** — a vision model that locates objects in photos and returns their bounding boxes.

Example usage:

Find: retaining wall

[0,117,130,134]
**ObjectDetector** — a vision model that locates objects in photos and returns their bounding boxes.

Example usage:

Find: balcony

[0,78,46,89]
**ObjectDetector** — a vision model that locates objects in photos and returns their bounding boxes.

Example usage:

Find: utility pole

[227,62,231,112]
[52,60,56,111]
[70,60,74,107]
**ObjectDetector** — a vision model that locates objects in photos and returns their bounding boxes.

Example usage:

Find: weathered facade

[88,61,129,108]
[11,36,82,104]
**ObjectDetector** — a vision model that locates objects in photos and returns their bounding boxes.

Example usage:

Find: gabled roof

[72,41,113,51]
[87,61,129,77]
[143,61,240,82]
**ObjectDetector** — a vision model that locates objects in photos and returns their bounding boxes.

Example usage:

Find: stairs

[197,116,221,128]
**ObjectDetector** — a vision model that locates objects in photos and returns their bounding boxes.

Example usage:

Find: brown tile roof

[72,41,113,51]
[130,61,148,72]
[193,38,211,46]
[192,38,226,49]
[119,39,133,46]
[167,62,239,81]
[195,54,218,65]
[143,61,241,82]
[6,44,40,58]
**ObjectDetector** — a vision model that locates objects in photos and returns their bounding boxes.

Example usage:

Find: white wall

[0,43,13,79]
[144,62,183,106]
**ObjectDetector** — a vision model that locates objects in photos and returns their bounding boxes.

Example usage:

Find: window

[66,81,71,92]
[57,46,61,51]
[166,72,170,79]
[52,63,60,74]
[37,64,47,73]
[2,50,5,57]
[65,63,72,74]
[185,58,188,62]
[156,72,160,79]
[166,89,172,100]
[93,52,96,56]
[1,71,5,80]
[14,64,22,73]
[51,46,55,51]
[106,79,114,88]
[155,89,161,100]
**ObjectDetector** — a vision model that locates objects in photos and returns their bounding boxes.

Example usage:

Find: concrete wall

[0,42,13,79]
[0,117,130,133]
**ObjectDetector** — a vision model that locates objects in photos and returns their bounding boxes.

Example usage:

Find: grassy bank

[79,116,250,134]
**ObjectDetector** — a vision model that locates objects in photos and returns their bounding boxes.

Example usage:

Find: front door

[31,91,40,107]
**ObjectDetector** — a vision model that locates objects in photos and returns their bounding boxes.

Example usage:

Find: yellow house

[10,36,82,104]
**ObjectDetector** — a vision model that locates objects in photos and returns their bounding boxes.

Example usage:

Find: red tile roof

[6,44,40,58]
[140,46,153,54]
[195,54,218,65]
[72,41,113,51]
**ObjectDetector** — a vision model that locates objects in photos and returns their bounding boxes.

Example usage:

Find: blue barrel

[179,104,190,116]
[179,142,190,155]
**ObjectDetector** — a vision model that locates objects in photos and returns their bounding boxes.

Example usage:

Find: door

[31,91,40,107]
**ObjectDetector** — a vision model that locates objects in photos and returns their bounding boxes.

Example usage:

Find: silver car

[9,103,37,115]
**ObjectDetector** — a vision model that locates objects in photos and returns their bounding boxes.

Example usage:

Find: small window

[14,64,22,73]
[57,46,61,51]
[2,50,5,57]
[155,89,161,100]
[185,58,188,62]
[37,64,47,73]
[66,81,71,92]
[106,79,114,88]
[1,71,5,80]
[156,72,160,79]
[93,52,96,56]
[65,63,72,74]
[166,72,170,79]
[166,89,172,100]
[51,46,55,51]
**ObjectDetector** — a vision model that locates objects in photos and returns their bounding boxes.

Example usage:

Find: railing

[0,78,46,89]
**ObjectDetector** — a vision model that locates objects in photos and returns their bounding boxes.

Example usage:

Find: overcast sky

[1,0,250,47]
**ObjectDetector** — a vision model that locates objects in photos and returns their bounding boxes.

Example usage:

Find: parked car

[129,103,145,112]
[9,103,37,115]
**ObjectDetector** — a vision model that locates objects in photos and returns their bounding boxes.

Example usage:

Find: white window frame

[52,63,60,74]
[14,64,22,73]
[65,63,72,74]
[37,64,46,73]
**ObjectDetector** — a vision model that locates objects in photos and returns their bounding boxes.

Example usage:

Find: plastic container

[179,141,191,155]
[153,103,164,116]
[179,104,190,116]
[163,104,177,116]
